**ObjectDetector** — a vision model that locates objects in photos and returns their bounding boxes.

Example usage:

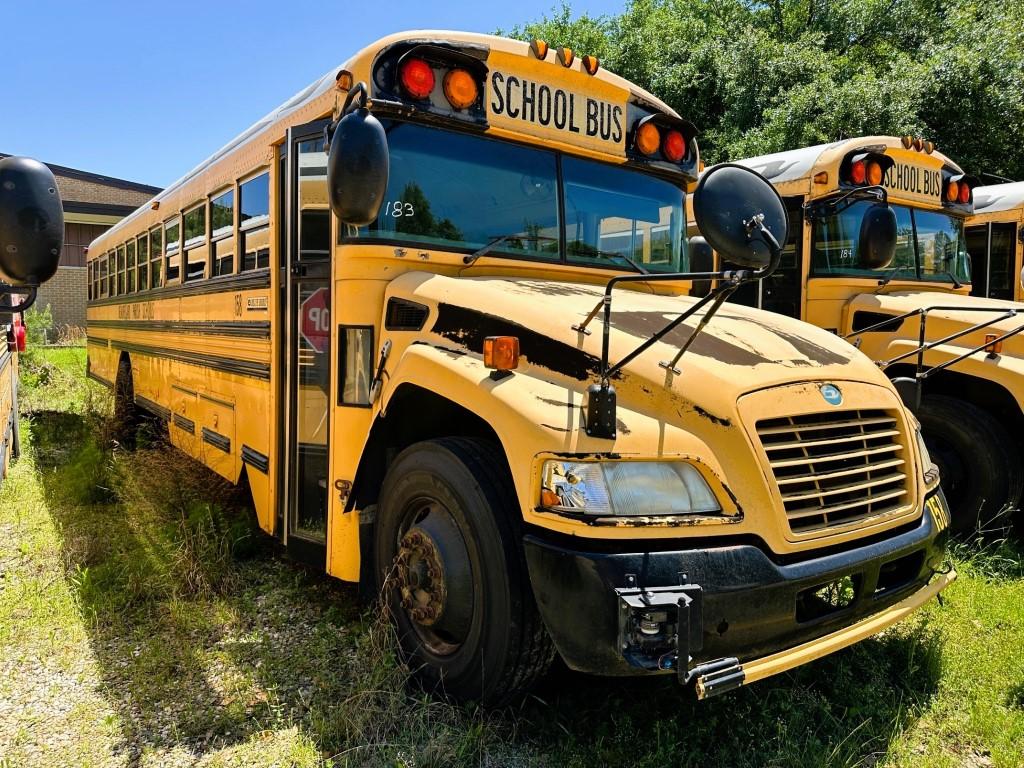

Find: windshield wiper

[583,247,649,275]
[462,234,558,265]
[875,266,906,291]
[943,270,963,289]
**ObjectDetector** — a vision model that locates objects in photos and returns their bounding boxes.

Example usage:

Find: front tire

[917,394,1021,533]
[373,437,553,705]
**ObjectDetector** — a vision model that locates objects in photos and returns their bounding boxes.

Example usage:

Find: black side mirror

[327,104,389,227]
[0,156,63,287]
[692,164,788,270]
[688,235,713,297]
[859,203,897,270]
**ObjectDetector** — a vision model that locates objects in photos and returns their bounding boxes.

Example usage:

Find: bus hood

[394,273,889,417]
[847,290,1024,359]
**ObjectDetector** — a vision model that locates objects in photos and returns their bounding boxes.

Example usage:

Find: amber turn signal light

[945,180,960,203]
[483,336,520,371]
[985,333,1003,355]
[636,122,661,156]
[443,69,478,109]
[866,160,884,186]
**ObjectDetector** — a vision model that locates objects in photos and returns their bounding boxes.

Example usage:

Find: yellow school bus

[701,137,1024,533]
[0,156,64,487]
[966,181,1024,301]
[85,33,953,704]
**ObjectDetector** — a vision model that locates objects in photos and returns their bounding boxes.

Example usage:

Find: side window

[165,218,181,283]
[211,188,235,276]
[116,245,126,295]
[106,251,115,296]
[150,226,164,288]
[239,172,270,270]
[137,234,149,291]
[183,204,207,282]
[99,255,108,297]
[126,240,137,293]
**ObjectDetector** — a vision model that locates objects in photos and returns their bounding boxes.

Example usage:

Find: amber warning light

[483,336,520,371]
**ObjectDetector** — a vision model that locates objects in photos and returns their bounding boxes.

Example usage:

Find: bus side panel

[86,339,118,388]
[1,349,13,480]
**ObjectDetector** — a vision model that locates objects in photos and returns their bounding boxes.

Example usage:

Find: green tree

[509,0,1024,179]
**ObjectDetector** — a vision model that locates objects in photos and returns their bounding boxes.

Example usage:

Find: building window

[165,218,181,282]
[183,204,207,282]
[126,240,137,293]
[137,233,149,291]
[150,226,163,288]
[211,188,235,276]
[116,245,126,295]
[240,172,270,271]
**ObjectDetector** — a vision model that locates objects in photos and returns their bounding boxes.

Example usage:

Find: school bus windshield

[353,121,687,272]
[812,200,971,284]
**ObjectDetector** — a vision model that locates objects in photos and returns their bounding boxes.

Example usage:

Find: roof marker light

[531,39,549,59]
[901,135,914,149]
[913,137,924,151]
[582,54,600,75]
[335,69,354,91]
[557,47,574,67]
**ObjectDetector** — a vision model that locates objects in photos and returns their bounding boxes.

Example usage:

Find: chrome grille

[757,409,911,533]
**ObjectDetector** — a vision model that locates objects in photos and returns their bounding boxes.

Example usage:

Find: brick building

[0,153,160,335]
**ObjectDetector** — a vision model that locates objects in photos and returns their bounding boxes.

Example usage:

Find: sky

[2,0,622,188]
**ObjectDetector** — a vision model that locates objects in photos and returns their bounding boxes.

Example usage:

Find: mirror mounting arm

[325,82,370,149]
[804,184,889,220]
[0,285,39,313]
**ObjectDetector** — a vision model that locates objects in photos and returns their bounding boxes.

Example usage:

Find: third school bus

[700,137,1024,532]
[85,33,952,704]
[966,181,1024,302]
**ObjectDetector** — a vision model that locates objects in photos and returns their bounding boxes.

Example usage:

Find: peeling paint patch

[540,423,572,433]
[693,405,732,427]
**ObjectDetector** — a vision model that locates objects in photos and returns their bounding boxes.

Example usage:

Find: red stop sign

[300,287,330,353]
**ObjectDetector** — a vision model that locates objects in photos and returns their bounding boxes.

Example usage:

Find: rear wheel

[917,394,1021,533]
[112,356,138,449]
[373,437,553,705]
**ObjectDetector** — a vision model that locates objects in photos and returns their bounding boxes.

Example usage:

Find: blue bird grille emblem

[820,384,843,406]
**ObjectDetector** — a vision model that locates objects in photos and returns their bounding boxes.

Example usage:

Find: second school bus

[85,32,952,704]
[700,137,1024,533]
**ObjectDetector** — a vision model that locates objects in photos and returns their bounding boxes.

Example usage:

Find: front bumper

[524,487,954,697]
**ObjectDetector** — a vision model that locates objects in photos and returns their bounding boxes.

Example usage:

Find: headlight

[539,460,721,517]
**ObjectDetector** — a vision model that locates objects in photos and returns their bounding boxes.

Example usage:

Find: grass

[1,347,1023,767]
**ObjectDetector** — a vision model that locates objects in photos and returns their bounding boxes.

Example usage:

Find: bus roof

[89,30,679,256]
[731,136,963,186]
[972,181,1024,214]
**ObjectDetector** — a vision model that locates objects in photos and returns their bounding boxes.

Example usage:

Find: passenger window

[240,172,270,271]
[183,205,207,282]
[116,245,126,295]
[126,240,137,293]
[99,256,109,297]
[211,188,235,276]
[137,234,149,291]
[150,226,163,288]
[165,218,181,282]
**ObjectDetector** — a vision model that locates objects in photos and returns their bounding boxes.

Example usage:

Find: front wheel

[373,437,553,705]
[917,394,1021,533]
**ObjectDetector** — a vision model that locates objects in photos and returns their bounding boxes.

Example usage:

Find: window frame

[210,185,237,277]
[149,225,164,289]
[136,232,149,292]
